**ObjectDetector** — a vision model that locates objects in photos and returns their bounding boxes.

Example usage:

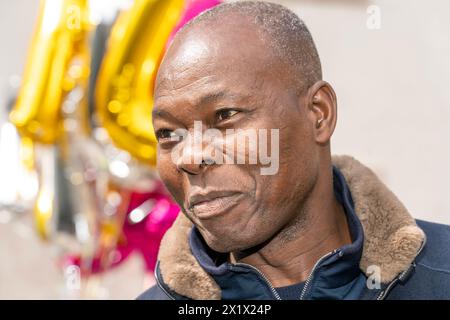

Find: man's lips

[187,190,244,219]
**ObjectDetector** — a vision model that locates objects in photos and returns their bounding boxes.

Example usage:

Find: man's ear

[306,81,338,145]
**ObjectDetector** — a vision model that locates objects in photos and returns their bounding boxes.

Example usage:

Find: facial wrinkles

[155,76,219,112]
[156,26,298,203]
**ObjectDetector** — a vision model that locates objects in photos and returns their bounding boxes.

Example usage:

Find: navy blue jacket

[138,156,450,300]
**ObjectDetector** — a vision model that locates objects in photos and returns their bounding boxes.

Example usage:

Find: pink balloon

[167,0,222,46]
[62,183,180,274]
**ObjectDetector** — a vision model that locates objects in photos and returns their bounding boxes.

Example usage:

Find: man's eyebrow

[152,90,248,119]
[152,108,173,120]
[153,89,247,117]
[197,90,230,106]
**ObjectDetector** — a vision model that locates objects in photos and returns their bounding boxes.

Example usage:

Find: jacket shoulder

[416,219,450,272]
[387,219,450,299]
[136,284,171,300]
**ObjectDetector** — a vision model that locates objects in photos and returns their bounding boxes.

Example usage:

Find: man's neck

[230,165,352,287]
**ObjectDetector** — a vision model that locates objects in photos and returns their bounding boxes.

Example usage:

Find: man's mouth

[188,190,244,219]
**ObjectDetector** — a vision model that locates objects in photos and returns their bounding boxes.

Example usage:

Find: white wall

[0,0,449,299]
[274,0,450,224]
[0,0,39,108]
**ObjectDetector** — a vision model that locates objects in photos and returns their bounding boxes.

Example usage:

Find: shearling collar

[156,155,425,300]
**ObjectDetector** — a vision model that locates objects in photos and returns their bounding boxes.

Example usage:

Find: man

[138,1,450,299]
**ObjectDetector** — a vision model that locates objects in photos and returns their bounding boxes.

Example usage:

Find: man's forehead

[156,41,277,99]
[153,15,292,114]
[157,17,274,77]
[162,36,212,74]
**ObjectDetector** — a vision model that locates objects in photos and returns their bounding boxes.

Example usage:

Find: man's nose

[175,142,214,175]
[177,158,213,175]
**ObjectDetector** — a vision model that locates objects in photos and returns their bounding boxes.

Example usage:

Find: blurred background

[0,0,449,299]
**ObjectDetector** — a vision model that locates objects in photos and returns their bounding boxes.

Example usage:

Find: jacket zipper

[234,248,339,300]
[376,236,427,300]
[233,263,282,300]
[154,261,176,300]
[299,249,338,300]
[376,276,399,300]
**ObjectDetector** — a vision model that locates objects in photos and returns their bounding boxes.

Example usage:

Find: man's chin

[200,229,263,254]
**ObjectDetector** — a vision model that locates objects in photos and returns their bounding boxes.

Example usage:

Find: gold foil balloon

[10,0,91,238]
[95,0,184,165]
[10,0,91,144]
[34,145,57,239]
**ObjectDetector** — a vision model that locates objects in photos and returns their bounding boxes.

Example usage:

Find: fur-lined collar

[156,155,425,300]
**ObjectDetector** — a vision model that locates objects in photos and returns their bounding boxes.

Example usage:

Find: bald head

[164,1,322,93]
[153,1,338,253]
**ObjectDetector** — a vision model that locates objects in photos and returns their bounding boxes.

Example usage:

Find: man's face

[153,21,320,253]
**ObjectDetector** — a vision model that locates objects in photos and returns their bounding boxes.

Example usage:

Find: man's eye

[155,129,178,142]
[216,109,239,122]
